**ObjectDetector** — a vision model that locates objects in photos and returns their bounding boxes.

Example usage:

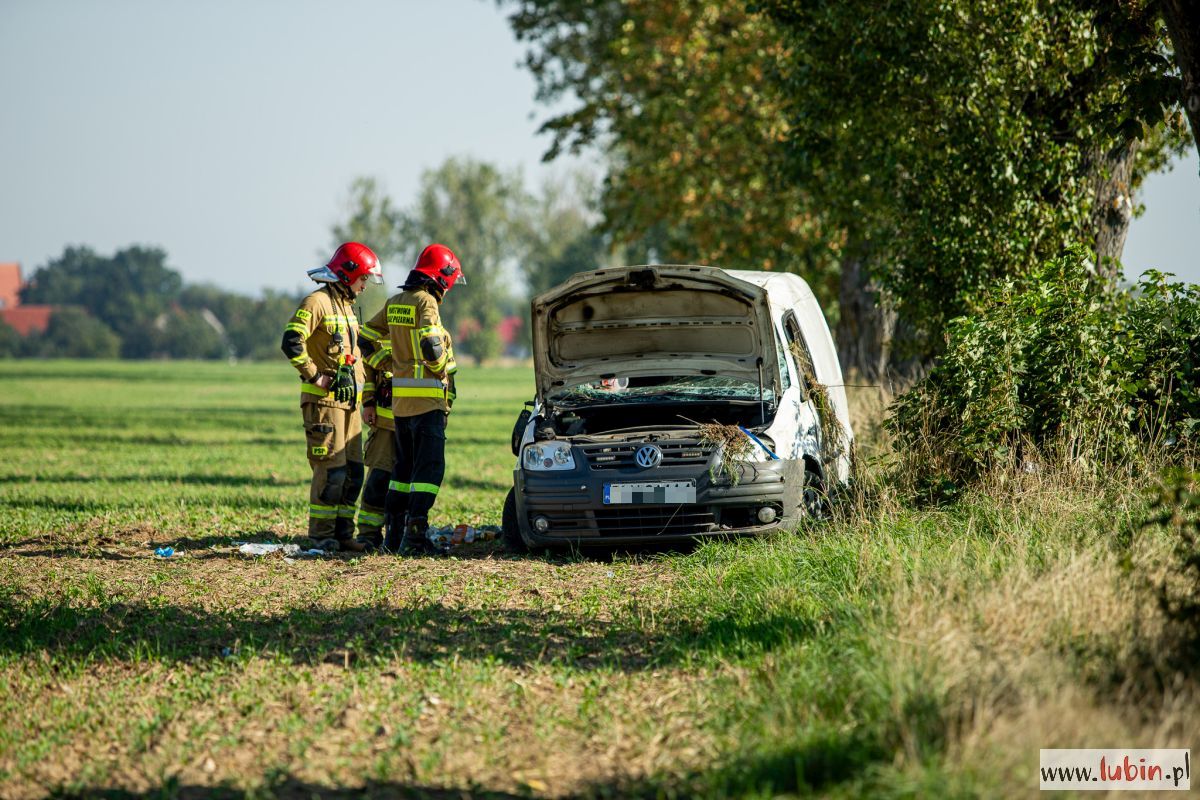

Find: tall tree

[1159,0,1200,151]
[396,158,534,362]
[761,0,1192,356]
[506,0,838,291]
[506,0,1193,376]
[504,0,882,374]
[519,170,610,297]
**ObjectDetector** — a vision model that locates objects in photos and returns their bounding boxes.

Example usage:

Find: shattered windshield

[549,375,776,406]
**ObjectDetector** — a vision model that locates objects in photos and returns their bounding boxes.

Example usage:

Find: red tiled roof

[1,306,54,336]
[0,263,20,310]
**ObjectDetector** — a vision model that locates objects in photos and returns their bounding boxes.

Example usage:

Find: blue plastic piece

[738,426,780,460]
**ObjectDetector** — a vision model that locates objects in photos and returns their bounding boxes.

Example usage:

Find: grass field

[1,360,1196,798]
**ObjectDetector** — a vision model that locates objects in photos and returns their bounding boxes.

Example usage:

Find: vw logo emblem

[635,444,663,469]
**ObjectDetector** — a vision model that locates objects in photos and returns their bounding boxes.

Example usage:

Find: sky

[1,0,1197,295]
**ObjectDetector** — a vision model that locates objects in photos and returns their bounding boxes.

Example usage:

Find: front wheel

[800,466,830,521]
[501,487,528,553]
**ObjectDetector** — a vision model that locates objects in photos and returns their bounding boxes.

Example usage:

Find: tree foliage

[36,308,122,359]
[399,158,533,361]
[0,317,25,359]
[505,0,1195,371]
[178,285,302,361]
[506,0,837,300]
[518,171,609,298]
[22,246,182,358]
[761,0,1193,344]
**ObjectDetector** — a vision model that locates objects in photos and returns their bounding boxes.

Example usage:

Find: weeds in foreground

[1142,469,1200,668]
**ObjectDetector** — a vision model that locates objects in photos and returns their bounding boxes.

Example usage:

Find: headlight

[522,441,575,471]
[744,432,779,461]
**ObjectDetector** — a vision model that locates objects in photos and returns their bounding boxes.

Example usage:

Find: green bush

[888,249,1200,494]
[37,308,122,359]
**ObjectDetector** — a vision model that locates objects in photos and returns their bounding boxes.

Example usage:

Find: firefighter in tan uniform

[280,242,382,552]
[354,342,396,549]
[360,243,464,555]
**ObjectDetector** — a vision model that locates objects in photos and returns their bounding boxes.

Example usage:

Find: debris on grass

[427,524,502,550]
[153,546,174,558]
[235,542,327,558]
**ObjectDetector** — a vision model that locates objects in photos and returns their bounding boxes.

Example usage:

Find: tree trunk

[835,248,896,382]
[1088,138,1140,280]
[1161,0,1200,161]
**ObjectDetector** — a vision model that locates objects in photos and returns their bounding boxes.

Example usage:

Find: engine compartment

[544,400,774,438]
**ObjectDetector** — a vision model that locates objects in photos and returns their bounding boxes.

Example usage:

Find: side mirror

[511,408,533,456]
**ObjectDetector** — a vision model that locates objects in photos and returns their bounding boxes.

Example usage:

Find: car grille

[579,440,713,471]
[533,507,718,537]
[592,507,717,536]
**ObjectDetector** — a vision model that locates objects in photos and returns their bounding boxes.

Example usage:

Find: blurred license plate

[604,481,696,505]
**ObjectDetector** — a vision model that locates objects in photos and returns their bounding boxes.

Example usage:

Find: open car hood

[531,265,781,401]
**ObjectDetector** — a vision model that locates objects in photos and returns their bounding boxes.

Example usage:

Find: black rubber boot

[399,516,430,556]
[383,512,406,553]
[355,534,382,552]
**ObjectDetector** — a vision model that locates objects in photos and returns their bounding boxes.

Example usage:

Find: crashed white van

[501,265,853,549]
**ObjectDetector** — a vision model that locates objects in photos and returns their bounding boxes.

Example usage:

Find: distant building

[0,262,55,335]
[0,263,20,309]
[498,314,526,357]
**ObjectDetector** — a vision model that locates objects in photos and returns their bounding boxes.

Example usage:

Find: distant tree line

[2,245,301,360]
[0,158,607,362]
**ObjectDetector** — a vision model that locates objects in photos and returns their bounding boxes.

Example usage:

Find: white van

[502,265,853,549]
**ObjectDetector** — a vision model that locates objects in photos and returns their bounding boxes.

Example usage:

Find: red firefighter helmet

[308,242,383,285]
[408,244,466,294]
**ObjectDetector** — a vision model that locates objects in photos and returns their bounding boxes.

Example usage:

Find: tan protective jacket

[361,287,457,418]
[281,283,363,408]
[361,346,395,432]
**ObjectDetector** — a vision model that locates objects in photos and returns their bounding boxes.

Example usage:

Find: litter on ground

[235,542,327,558]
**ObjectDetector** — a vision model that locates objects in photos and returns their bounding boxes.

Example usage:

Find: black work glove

[377,372,393,407]
[331,363,357,406]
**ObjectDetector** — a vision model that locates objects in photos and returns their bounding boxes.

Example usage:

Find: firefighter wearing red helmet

[360,243,464,555]
[280,242,383,551]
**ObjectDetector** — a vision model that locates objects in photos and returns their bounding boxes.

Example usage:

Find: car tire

[501,487,528,553]
[800,466,830,520]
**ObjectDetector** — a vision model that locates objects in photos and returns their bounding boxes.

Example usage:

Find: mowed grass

[0,360,524,544]
[1,360,1196,798]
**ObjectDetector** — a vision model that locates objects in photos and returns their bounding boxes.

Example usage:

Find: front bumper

[513,455,803,546]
